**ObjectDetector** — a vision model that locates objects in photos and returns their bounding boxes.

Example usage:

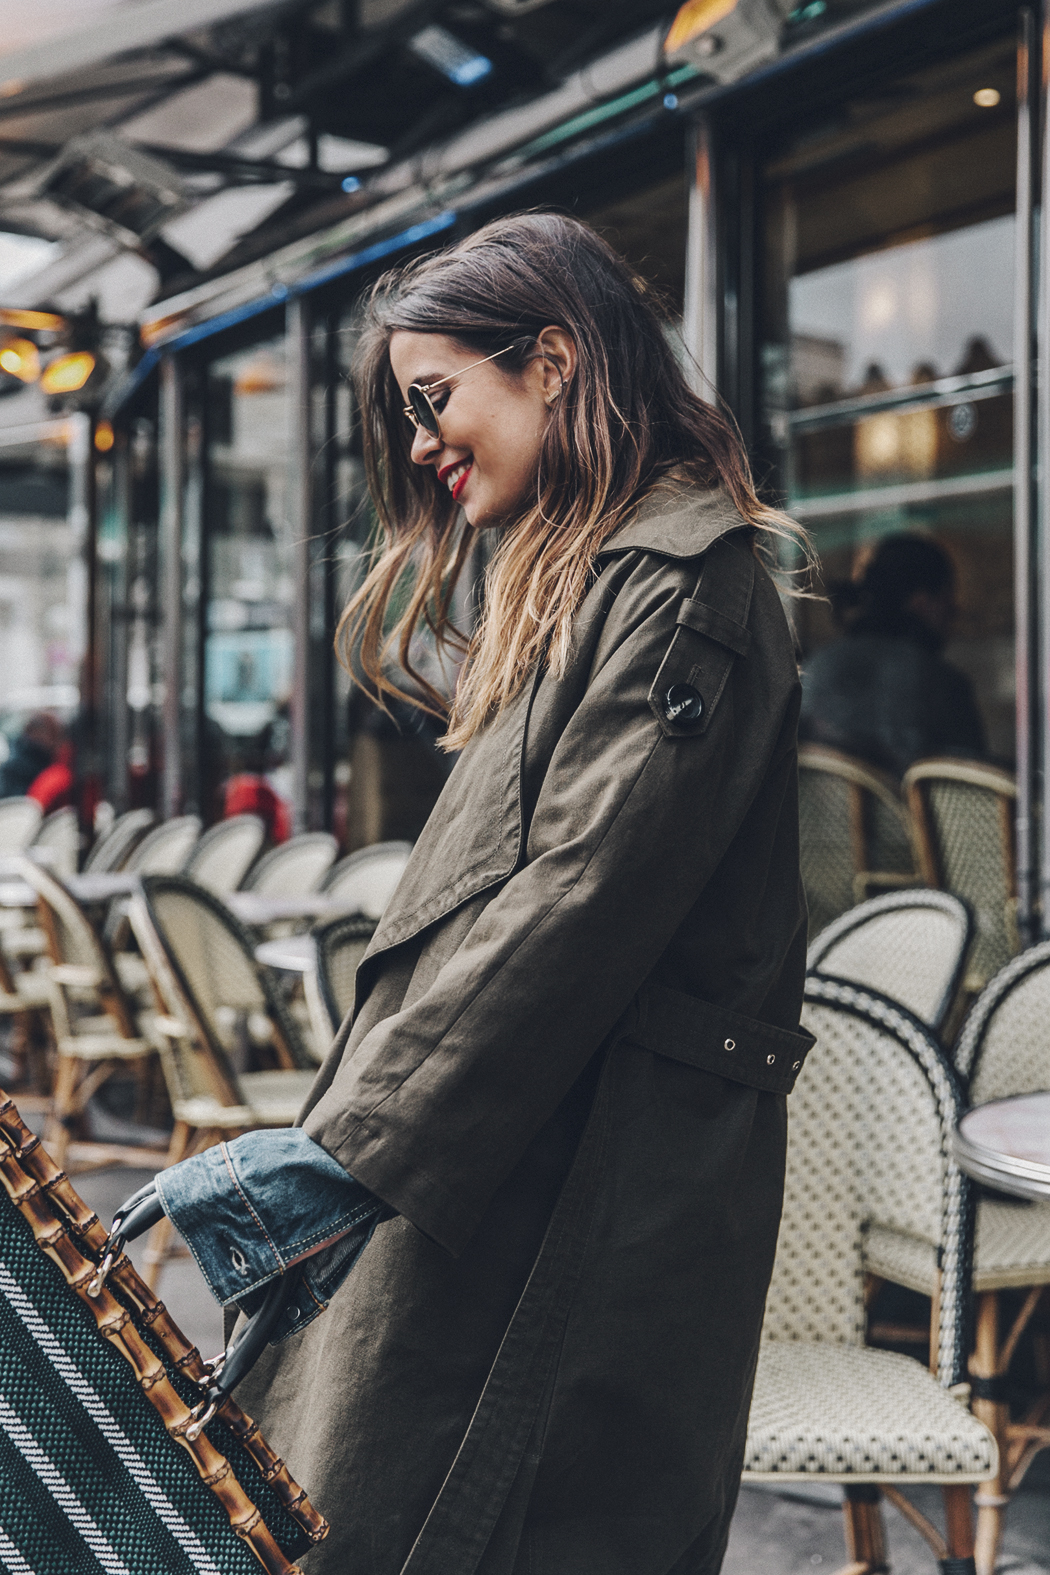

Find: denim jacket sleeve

[154,1128,390,1335]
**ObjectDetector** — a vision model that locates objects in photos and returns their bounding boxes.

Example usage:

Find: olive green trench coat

[237,478,813,1575]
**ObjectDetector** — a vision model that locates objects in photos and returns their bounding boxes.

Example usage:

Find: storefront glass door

[760,32,1017,760]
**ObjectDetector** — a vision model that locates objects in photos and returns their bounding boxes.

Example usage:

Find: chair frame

[311,913,378,1045]
[807,889,973,1037]
[760,975,983,1572]
[18,859,156,1172]
[952,941,1050,1568]
[83,807,155,873]
[127,876,317,1286]
[799,745,918,903]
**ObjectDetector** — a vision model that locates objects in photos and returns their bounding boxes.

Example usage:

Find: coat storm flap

[236,479,811,1575]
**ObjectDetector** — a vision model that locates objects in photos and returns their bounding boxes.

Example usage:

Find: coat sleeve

[305,546,802,1254]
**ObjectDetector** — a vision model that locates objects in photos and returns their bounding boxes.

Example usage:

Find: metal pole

[682,115,719,398]
[1017,6,1040,941]
[287,295,312,834]
[158,354,184,820]
[68,410,98,840]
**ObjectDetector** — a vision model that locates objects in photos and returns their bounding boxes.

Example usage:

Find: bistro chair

[17,859,156,1172]
[125,814,202,876]
[0,939,54,1101]
[950,942,1050,1569]
[307,914,378,1051]
[183,813,265,894]
[0,796,42,854]
[31,806,79,876]
[241,831,338,897]
[797,746,917,939]
[807,889,972,1038]
[83,807,154,873]
[322,840,412,918]
[127,874,318,1287]
[903,759,1018,994]
[745,977,996,1573]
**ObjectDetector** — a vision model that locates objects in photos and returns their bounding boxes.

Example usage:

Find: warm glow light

[974,87,1001,108]
[0,339,40,382]
[0,307,66,333]
[40,351,96,394]
[94,420,115,452]
[665,0,737,53]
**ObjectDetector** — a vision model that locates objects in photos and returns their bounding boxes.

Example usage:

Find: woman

[163,212,814,1575]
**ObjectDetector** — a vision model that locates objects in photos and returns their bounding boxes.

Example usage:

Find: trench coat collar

[597,477,748,561]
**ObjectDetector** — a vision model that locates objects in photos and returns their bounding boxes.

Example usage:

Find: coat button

[724,1038,735,1052]
[663,684,704,726]
[766,1054,776,1065]
[792,1060,801,1071]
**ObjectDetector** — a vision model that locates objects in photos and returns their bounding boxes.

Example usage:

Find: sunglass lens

[408,385,439,436]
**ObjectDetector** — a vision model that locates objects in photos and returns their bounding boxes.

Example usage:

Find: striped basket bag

[0,1089,328,1575]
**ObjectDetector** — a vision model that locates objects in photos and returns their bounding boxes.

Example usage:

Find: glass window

[0,421,84,799]
[761,34,1018,763]
[203,337,295,838]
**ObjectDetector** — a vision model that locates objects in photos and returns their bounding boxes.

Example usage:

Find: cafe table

[954,1091,1050,1203]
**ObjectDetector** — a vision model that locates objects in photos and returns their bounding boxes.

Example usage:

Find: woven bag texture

[0,1173,311,1573]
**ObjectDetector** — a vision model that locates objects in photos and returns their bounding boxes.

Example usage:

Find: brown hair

[340,211,809,750]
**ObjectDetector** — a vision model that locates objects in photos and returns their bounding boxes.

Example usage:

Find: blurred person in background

[221,722,291,843]
[0,711,75,810]
[799,533,986,778]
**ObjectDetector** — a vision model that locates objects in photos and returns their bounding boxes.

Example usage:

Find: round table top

[254,934,318,974]
[954,1092,1050,1203]
[226,892,350,927]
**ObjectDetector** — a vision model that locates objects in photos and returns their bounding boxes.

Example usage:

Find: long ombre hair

[340,212,808,750]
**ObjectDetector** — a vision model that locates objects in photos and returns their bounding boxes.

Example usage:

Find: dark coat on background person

[236,479,812,1575]
[799,631,987,780]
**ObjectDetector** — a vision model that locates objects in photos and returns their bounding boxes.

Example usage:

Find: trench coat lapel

[364,481,746,974]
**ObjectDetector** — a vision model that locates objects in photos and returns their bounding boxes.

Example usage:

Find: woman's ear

[535,326,576,404]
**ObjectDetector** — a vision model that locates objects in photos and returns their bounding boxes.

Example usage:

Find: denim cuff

[154,1127,385,1309]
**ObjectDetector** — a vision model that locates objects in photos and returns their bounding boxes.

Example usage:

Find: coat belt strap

[621,983,815,1096]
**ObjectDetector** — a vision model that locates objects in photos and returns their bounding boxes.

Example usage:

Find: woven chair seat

[55,1032,150,1060]
[1,927,47,957]
[745,1342,997,1483]
[1,969,52,1008]
[171,1069,315,1131]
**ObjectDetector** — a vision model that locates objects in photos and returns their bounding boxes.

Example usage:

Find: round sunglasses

[402,344,518,438]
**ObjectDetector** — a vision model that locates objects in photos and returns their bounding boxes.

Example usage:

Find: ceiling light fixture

[973,87,1001,108]
[0,339,40,382]
[0,308,66,333]
[40,351,96,395]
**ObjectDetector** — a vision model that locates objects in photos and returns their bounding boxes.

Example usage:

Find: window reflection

[204,338,294,835]
[762,34,1018,763]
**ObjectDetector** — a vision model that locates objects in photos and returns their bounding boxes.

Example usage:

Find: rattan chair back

[312,914,378,1041]
[807,890,972,1034]
[183,814,265,894]
[83,807,154,872]
[31,805,79,876]
[954,940,1050,1103]
[322,840,412,918]
[0,796,42,854]
[797,747,916,939]
[903,758,1018,991]
[125,815,202,876]
[765,978,972,1388]
[242,832,338,896]
[135,874,313,1074]
[18,858,136,1040]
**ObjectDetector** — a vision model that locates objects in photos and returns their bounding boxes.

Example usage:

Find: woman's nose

[410,424,441,465]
